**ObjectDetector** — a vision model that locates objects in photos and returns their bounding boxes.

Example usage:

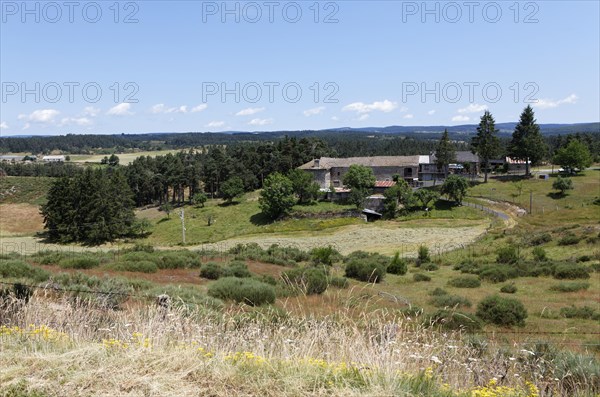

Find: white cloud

[107,103,134,116]
[399,106,409,112]
[0,121,8,130]
[22,123,30,130]
[205,121,225,128]
[342,100,398,114]
[151,104,188,114]
[236,107,265,116]
[458,104,488,114]
[83,106,100,117]
[191,104,208,113]
[533,94,578,110]
[452,115,470,122]
[19,109,60,123]
[331,116,339,121]
[303,106,325,117]
[59,117,93,127]
[357,114,370,121]
[427,110,436,115]
[403,114,414,119]
[248,118,273,126]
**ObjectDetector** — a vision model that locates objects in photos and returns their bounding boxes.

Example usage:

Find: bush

[345,256,387,283]
[413,273,431,282]
[560,305,596,320]
[421,262,439,271]
[199,262,223,280]
[428,309,482,332]
[387,252,408,275]
[283,267,328,295]
[558,234,581,246]
[576,255,591,263]
[500,283,517,293]
[532,246,548,262]
[223,261,252,278]
[310,246,341,266]
[453,260,480,274]
[429,287,448,296]
[107,260,158,273]
[479,265,518,283]
[430,294,471,308]
[0,260,50,282]
[417,245,430,264]
[329,276,349,289]
[157,251,200,269]
[448,275,481,288]
[496,245,520,264]
[527,232,552,246]
[58,256,100,269]
[476,295,527,327]
[553,264,590,279]
[208,277,276,306]
[549,282,590,292]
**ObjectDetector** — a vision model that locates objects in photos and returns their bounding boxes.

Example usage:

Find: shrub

[107,260,158,273]
[283,267,328,295]
[500,283,517,293]
[476,295,527,327]
[310,246,341,266]
[496,245,520,264]
[199,262,223,280]
[553,264,590,279]
[549,282,590,292]
[429,287,448,296]
[224,261,252,278]
[0,260,50,282]
[554,351,600,395]
[527,232,552,246]
[576,255,591,263]
[560,305,596,320]
[532,246,548,262]
[128,243,155,253]
[157,251,200,269]
[387,252,408,275]
[345,258,386,283]
[448,275,481,288]
[58,256,100,269]
[421,262,439,271]
[329,276,349,289]
[558,234,581,246]
[417,245,430,264]
[413,273,431,282]
[208,277,276,306]
[430,294,471,308]
[478,265,518,283]
[428,309,482,332]
[454,260,480,274]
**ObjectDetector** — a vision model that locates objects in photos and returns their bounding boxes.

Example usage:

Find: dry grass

[1,293,598,396]
[0,204,44,236]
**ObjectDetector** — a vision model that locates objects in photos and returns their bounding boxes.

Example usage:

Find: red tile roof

[374,180,396,188]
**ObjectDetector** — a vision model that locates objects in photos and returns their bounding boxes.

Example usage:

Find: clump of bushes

[429,288,448,296]
[0,260,51,282]
[413,273,431,282]
[329,276,349,289]
[387,252,408,275]
[344,251,388,283]
[453,260,480,274]
[421,263,439,271]
[553,264,590,279]
[576,255,591,263]
[428,309,482,332]
[496,245,520,264]
[549,282,590,292]
[310,246,341,266]
[478,265,518,283]
[223,261,252,278]
[527,232,552,246]
[229,243,310,266]
[58,255,101,269]
[448,275,481,288]
[282,267,328,295]
[107,260,158,273]
[560,305,598,320]
[558,233,581,246]
[429,294,471,308]
[199,262,223,280]
[207,277,276,306]
[500,283,517,294]
[476,295,527,327]
[532,246,548,262]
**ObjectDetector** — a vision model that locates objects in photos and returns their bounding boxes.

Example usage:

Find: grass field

[0,176,53,237]
[69,149,187,165]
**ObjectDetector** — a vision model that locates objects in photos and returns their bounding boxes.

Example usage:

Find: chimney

[314,159,320,168]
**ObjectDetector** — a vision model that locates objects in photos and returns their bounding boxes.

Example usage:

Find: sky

[1,0,599,135]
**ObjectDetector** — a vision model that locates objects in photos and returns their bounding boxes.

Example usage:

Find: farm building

[418,151,481,181]
[42,155,66,162]
[298,156,421,190]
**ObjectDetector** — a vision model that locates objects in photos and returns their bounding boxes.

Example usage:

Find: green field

[69,149,186,165]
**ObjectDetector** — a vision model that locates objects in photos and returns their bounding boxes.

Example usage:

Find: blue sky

[1,0,599,135]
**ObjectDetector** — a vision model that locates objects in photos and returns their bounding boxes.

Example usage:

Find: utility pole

[529,191,533,215]
[179,209,186,245]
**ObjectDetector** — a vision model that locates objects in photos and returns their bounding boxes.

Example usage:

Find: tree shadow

[547,192,566,200]
[218,201,240,207]
[250,212,272,226]
[156,217,171,224]
[434,200,456,210]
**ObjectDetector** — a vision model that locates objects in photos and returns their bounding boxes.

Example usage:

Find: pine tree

[471,110,501,183]
[509,105,547,176]
[435,129,456,179]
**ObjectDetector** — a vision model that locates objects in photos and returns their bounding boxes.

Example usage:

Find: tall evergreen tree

[508,105,546,176]
[435,129,456,179]
[471,110,501,183]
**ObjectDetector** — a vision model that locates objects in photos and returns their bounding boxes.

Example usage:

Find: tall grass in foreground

[1,293,598,396]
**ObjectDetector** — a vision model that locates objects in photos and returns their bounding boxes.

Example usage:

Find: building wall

[307,169,330,189]
[330,166,418,187]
